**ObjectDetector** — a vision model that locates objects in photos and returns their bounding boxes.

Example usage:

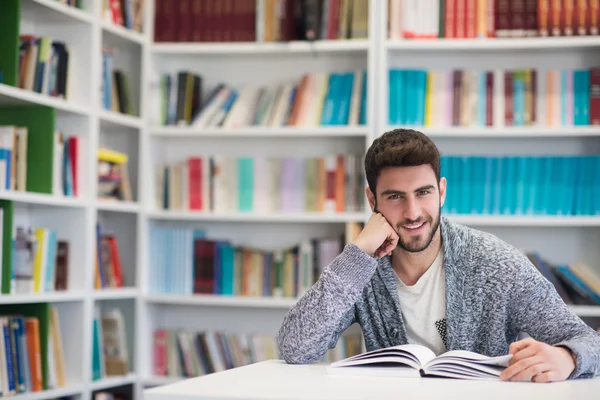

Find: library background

[0,0,599,398]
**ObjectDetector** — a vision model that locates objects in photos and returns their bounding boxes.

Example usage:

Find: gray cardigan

[277,216,600,379]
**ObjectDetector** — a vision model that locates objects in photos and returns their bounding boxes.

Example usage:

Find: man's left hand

[499,338,576,383]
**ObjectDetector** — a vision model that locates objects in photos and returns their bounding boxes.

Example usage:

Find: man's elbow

[277,332,321,365]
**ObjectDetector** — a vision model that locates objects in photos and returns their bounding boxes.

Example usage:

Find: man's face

[368,165,446,253]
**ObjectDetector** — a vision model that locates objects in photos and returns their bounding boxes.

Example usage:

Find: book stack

[527,252,600,306]
[94,223,125,290]
[389,67,600,127]
[441,154,600,216]
[101,48,136,116]
[152,329,362,378]
[149,222,363,297]
[0,305,66,395]
[101,0,145,33]
[0,126,27,192]
[97,148,132,202]
[17,36,70,99]
[153,0,368,43]
[388,0,600,39]
[157,70,367,128]
[156,154,364,214]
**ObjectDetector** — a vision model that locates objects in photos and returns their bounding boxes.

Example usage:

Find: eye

[418,190,430,196]
[388,194,401,200]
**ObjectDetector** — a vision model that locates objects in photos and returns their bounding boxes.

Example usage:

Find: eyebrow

[380,185,435,196]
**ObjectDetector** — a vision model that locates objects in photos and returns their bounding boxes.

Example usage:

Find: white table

[144,360,600,400]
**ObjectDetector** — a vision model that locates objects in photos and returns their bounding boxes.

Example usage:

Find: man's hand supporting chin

[499,338,576,383]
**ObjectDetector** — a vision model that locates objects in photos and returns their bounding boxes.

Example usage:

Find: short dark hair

[365,128,441,194]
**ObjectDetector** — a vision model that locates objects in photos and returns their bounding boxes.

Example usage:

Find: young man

[277,128,600,382]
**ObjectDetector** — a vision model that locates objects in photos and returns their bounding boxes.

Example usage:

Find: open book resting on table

[327,344,513,380]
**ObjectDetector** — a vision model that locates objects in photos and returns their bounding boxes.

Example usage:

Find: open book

[327,344,513,380]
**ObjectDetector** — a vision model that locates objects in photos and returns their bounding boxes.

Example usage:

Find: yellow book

[424,72,434,127]
[32,229,46,293]
[98,148,128,164]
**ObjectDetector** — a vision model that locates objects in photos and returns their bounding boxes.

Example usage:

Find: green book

[0,0,20,86]
[0,106,56,194]
[0,200,14,294]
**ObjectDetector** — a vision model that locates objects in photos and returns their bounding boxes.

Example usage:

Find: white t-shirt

[394,250,447,355]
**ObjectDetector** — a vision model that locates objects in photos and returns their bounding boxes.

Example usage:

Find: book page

[431,350,512,366]
[330,344,437,369]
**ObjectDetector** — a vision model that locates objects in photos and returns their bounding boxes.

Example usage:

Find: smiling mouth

[402,221,426,231]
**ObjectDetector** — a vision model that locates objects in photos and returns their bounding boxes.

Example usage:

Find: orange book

[25,318,43,392]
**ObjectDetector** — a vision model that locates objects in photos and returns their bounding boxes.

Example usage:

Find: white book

[327,344,512,381]
[493,70,505,128]
[348,71,363,126]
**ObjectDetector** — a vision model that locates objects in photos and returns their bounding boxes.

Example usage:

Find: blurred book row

[149,222,362,297]
[156,154,363,214]
[154,70,367,128]
[389,67,600,128]
[152,329,363,378]
[153,0,368,43]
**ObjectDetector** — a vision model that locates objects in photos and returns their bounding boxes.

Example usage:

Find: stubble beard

[396,207,441,253]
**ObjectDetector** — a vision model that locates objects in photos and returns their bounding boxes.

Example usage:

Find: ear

[439,177,447,208]
[366,187,376,212]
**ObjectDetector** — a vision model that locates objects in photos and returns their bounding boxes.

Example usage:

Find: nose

[403,196,420,221]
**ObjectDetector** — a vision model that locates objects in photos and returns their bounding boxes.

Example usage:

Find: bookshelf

[0,0,146,399]
[1,1,599,399]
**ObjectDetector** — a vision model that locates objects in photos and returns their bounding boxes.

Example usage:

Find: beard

[395,207,441,253]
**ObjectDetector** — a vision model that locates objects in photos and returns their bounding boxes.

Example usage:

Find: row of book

[0,126,79,197]
[101,49,136,116]
[92,307,130,381]
[441,154,600,216]
[18,36,69,99]
[528,253,600,305]
[101,0,145,33]
[149,222,362,297]
[0,307,66,396]
[261,0,368,42]
[156,155,364,214]
[388,0,600,39]
[0,126,26,192]
[11,226,69,295]
[156,70,368,128]
[94,223,125,290]
[388,67,600,127]
[152,329,363,378]
[153,0,368,43]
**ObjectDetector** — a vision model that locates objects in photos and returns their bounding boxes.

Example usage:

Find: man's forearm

[277,244,378,364]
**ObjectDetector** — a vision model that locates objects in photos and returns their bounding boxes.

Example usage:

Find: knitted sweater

[277,216,600,379]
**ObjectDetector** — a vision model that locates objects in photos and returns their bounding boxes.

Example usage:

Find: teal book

[238,158,253,212]
[220,243,235,295]
[320,74,338,125]
[389,69,398,125]
[396,70,406,125]
[514,157,527,215]
[478,72,487,126]
[416,70,427,126]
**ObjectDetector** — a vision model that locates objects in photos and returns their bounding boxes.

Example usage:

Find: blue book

[389,69,398,125]
[416,70,427,126]
[320,74,338,125]
[359,71,367,125]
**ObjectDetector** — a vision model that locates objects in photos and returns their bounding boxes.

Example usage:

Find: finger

[532,371,555,383]
[509,363,551,382]
[509,343,540,365]
[509,338,536,355]
[500,356,544,381]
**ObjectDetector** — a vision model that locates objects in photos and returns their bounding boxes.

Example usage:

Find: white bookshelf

[6,1,600,399]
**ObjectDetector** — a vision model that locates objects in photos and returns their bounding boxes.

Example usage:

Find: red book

[191,0,202,42]
[153,330,168,376]
[511,0,526,37]
[445,0,457,38]
[574,0,588,35]
[590,0,599,35]
[550,0,562,36]
[466,0,477,37]
[487,0,496,37]
[589,67,600,125]
[495,0,511,37]
[188,157,203,210]
[486,71,494,126]
[456,0,466,37]
[525,0,538,35]
[68,136,78,196]
[504,71,514,126]
[194,239,216,294]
